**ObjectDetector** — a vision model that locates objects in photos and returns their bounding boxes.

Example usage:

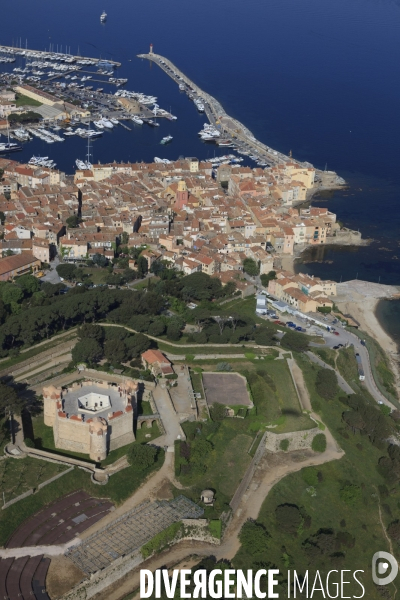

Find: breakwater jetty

[138,49,345,188]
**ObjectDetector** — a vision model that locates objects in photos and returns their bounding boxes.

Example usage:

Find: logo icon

[372,551,398,585]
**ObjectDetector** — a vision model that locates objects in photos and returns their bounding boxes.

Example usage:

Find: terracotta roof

[0,252,39,276]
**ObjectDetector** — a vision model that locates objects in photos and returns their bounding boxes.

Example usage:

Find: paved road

[152,384,184,448]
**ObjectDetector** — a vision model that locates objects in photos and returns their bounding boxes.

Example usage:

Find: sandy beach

[334,280,400,383]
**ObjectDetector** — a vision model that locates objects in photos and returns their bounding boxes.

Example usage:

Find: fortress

[43,378,139,461]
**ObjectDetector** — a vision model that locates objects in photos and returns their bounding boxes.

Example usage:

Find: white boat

[100,118,113,128]
[100,10,107,22]
[154,157,164,163]
[110,118,119,125]
[94,121,105,129]
[160,135,173,145]
[131,115,143,125]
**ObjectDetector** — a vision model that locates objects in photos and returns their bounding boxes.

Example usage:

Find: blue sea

[2,0,400,332]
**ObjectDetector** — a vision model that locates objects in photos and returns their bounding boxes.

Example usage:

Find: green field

[240,358,314,433]
[233,351,398,599]
[15,93,42,107]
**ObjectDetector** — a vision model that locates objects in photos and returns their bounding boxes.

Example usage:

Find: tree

[128,444,158,470]
[78,323,104,343]
[16,274,40,295]
[239,520,269,556]
[253,325,275,346]
[243,257,260,276]
[56,264,77,280]
[166,322,182,341]
[260,271,276,287]
[343,410,366,433]
[125,333,151,358]
[2,284,23,306]
[181,272,222,301]
[92,253,109,267]
[315,368,338,400]
[275,504,303,534]
[137,255,148,278]
[148,319,166,337]
[66,215,80,228]
[120,231,129,245]
[129,315,152,332]
[0,381,24,417]
[104,339,128,364]
[281,330,309,352]
[71,338,103,365]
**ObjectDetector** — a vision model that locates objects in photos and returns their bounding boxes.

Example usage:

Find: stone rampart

[265,427,321,452]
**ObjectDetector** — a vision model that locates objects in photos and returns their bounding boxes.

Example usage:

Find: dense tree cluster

[315,368,338,400]
[72,324,152,369]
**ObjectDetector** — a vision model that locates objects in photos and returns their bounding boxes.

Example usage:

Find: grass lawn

[0,456,68,504]
[239,359,314,434]
[135,422,160,443]
[15,93,42,107]
[232,350,399,599]
[80,267,110,285]
[138,400,153,415]
[0,450,164,547]
[336,346,359,389]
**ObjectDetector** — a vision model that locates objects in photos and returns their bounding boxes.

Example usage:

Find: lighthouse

[149,43,154,55]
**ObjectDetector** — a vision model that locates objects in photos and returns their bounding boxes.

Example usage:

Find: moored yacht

[160,135,173,145]
[100,10,107,22]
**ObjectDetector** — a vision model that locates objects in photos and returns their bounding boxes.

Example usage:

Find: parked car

[333,331,340,336]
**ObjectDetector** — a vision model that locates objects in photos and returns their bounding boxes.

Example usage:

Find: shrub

[24,437,35,448]
[215,362,232,372]
[311,433,327,453]
[279,439,289,451]
[128,444,158,470]
[340,484,362,506]
[302,467,319,487]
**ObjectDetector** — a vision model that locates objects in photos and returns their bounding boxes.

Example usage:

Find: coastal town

[0,40,400,600]
[0,153,347,312]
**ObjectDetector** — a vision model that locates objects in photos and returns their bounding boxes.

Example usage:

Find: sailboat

[0,118,22,154]
[100,10,107,22]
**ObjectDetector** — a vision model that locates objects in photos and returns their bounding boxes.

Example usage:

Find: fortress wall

[109,411,135,451]
[54,417,91,454]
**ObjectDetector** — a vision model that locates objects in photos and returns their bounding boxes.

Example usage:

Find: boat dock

[0,45,121,67]
[138,51,297,167]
